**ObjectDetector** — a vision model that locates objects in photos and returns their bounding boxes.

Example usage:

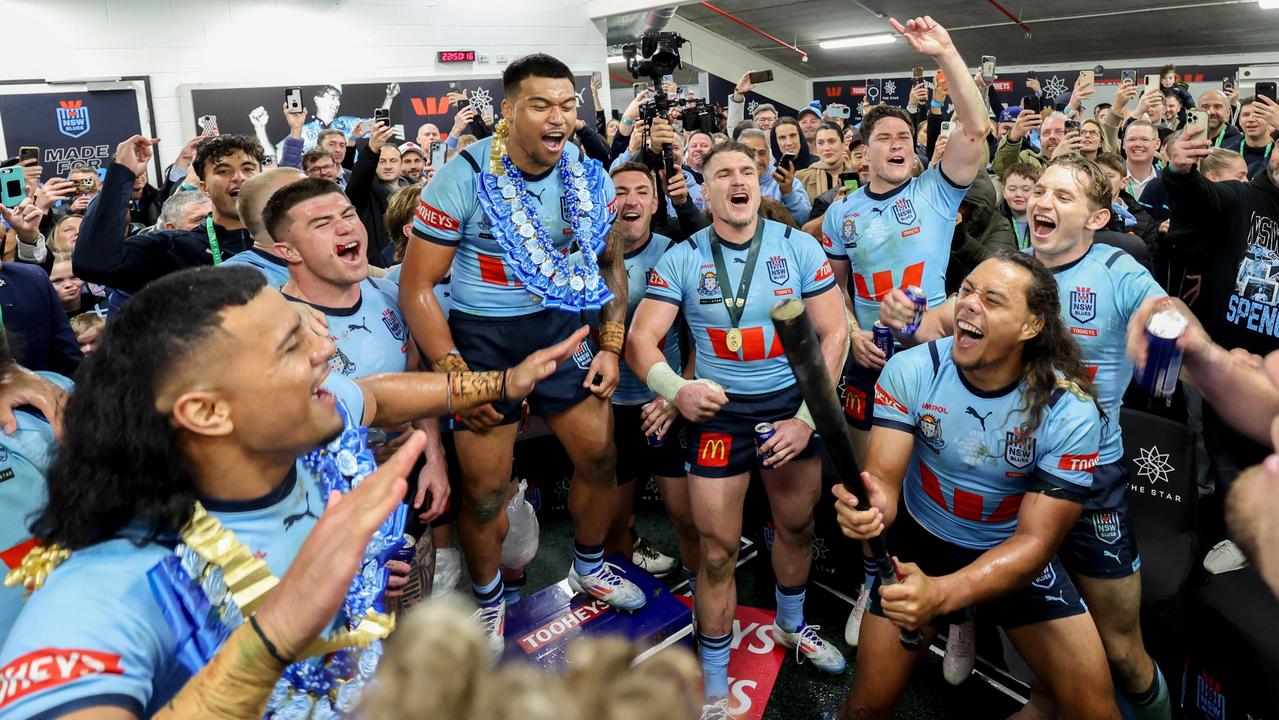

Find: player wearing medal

[880,157,1173,718]
[0,266,587,719]
[833,250,1119,719]
[628,140,849,719]
[398,54,635,651]
[601,162,697,580]
[820,15,989,649]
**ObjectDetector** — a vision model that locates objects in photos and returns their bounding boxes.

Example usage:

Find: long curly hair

[31,266,267,549]
[991,249,1103,433]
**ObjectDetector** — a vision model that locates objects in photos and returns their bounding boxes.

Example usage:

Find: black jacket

[347,140,397,268]
[73,163,251,292]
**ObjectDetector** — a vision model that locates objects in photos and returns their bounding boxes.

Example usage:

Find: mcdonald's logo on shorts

[697,432,732,468]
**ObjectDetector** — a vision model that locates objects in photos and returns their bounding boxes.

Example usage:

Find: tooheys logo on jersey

[814,260,834,283]
[0,649,124,706]
[647,268,670,289]
[873,383,908,415]
[416,199,459,232]
[1058,452,1098,473]
[1004,427,1036,469]
[1069,287,1096,323]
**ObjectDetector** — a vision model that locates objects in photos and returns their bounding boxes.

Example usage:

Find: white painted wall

[0,0,611,169]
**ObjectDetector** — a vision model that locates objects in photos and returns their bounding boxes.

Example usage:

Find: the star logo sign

[1134,445,1174,485]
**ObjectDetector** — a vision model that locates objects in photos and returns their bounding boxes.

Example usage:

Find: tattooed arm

[585,224,628,399]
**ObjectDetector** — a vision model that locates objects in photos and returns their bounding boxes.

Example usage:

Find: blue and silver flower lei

[475,152,614,313]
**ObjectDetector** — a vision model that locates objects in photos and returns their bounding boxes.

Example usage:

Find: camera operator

[614,115,706,239]
[684,130,713,183]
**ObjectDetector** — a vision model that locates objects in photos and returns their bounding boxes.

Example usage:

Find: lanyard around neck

[1240,139,1274,158]
[708,221,767,330]
[205,216,223,265]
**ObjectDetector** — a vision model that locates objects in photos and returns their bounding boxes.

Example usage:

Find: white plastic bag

[500,478,540,569]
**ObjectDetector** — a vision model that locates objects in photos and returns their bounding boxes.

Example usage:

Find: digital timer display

[438,50,477,63]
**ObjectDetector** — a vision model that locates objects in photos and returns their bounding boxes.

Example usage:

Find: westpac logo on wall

[56,100,91,139]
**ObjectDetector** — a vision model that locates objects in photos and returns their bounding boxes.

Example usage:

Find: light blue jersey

[821,166,969,329]
[411,137,616,317]
[613,233,682,405]
[222,248,290,289]
[288,278,411,378]
[1032,244,1165,507]
[0,377,365,719]
[0,373,74,647]
[873,339,1101,550]
[385,265,452,319]
[646,220,836,395]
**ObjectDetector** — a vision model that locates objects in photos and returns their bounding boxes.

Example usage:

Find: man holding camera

[398,54,636,654]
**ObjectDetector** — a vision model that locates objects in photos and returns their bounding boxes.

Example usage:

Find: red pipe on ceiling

[986,0,1033,35]
[697,1,809,62]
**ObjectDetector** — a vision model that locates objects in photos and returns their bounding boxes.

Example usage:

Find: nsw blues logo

[572,340,594,370]
[891,197,916,225]
[1092,511,1122,545]
[1004,427,1036,469]
[698,271,719,296]
[381,308,407,342]
[1070,287,1096,323]
[56,100,91,139]
[917,413,946,453]
[765,255,789,285]
[1031,562,1056,590]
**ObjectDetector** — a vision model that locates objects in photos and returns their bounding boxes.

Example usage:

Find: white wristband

[794,401,816,431]
[647,362,722,403]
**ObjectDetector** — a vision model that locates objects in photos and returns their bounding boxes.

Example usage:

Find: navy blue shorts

[869,510,1087,630]
[685,384,822,479]
[450,309,595,425]
[839,355,880,431]
[613,402,687,483]
[1059,464,1142,579]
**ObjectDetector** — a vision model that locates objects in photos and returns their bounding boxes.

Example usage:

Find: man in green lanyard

[1238,95,1279,179]
[73,134,262,294]
[1199,89,1244,150]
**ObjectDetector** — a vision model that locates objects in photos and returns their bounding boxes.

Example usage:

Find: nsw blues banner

[0,89,142,177]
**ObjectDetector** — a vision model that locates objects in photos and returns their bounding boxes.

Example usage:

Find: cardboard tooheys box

[503,555,693,669]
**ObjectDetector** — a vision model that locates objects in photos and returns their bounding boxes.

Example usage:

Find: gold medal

[726,328,743,352]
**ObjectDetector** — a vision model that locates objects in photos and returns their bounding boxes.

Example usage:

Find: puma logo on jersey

[347,319,371,335]
[965,407,993,430]
[1103,549,1122,564]
[284,491,319,530]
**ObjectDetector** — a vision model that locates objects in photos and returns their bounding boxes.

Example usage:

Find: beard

[721,210,754,229]
[1269,162,1279,189]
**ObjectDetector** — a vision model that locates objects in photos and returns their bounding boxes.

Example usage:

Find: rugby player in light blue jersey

[0,266,585,719]
[600,162,696,583]
[834,249,1119,720]
[628,140,849,720]
[819,12,990,651]
[882,156,1172,718]
[397,54,636,652]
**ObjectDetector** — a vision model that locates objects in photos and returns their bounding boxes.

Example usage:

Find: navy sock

[471,571,503,608]
[503,572,526,606]
[775,583,807,632]
[573,542,605,576]
[681,564,698,595]
[697,631,732,701]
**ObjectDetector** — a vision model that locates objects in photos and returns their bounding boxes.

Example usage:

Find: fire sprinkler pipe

[697,1,809,63]
[985,0,1033,35]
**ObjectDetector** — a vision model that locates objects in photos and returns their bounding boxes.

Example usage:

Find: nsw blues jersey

[385,265,453,319]
[821,166,969,329]
[1033,244,1164,500]
[0,376,366,719]
[614,233,682,404]
[0,373,73,647]
[222,248,290,289]
[411,137,616,318]
[289,278,411,378]
[646,220,836,395]
[873,339,1101,550]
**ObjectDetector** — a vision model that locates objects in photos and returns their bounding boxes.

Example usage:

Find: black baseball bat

[769,298,924,651]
